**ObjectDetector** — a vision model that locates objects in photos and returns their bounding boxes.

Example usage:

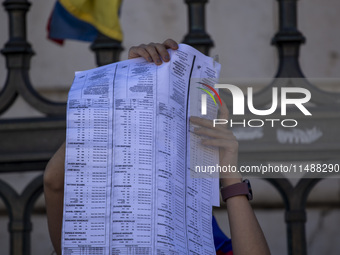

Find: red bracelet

[220,179,253,202]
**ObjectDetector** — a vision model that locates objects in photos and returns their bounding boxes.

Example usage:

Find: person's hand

[128,39,179,65]
[189,96,242,186]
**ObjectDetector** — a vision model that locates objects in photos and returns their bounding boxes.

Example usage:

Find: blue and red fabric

[213,216,233,255]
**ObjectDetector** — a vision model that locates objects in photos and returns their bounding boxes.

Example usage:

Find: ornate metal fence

[0,0,339,254]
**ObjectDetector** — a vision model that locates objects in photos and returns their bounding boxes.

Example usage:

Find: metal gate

[0,0,339,254]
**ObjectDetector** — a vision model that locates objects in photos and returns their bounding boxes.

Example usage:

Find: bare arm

[190,99,271,255]
[44,142,65,255]
[225,194,270,255]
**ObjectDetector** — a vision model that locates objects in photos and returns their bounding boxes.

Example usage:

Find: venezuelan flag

[47,0,122,45]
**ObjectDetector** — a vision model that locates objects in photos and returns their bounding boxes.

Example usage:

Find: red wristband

[220,179,253,202]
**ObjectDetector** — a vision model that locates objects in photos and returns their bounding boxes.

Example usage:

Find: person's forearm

[226,195,271,255]
[45,186,64,255]
[44,142,66,255]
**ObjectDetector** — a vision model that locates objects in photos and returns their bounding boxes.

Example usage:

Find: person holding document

[44,39,270,255]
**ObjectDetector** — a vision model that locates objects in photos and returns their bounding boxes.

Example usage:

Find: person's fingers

[201,138,239,153]
[190,116,212,127]
[128,39,179,64]
[163,38,179,50]
[193,125,238,152]
[190,116,227,132]
[128,45,153,62]
[161,39,178,63]
[193,126,235,140]
[154,43,171,63]
[144,43,163,65]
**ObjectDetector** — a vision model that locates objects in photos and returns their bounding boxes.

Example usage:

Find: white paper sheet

[62,44,221,255]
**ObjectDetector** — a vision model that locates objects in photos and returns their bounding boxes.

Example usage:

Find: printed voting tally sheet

[63,44,221,254]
